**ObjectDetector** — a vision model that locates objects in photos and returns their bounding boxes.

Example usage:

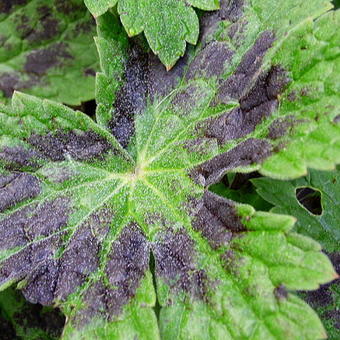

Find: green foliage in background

[0,0,99,105]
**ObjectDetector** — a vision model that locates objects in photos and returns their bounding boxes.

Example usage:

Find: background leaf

[0,0,99,105]
[252,168,340,252]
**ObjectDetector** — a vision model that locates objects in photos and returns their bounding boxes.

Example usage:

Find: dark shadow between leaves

[0,288,65,339]
[149,252,161,322]
[69,99,97,119]
[295,187,322,215]
[210,172,273,211]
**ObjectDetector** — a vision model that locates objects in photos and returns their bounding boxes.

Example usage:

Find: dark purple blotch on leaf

[192,191,245,249]
[24,43,73,76]
[0,172,41,213]
[0,0,27,14]
[28,130,113,162]
[74,224,149,325]
[109,45,148,148]
[0,197,71,292]
[152,228,209,301]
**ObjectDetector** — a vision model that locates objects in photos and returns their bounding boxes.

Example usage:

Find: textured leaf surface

[0,1,339,339]
[0,287,65,339]
[99,0,340,180]
[253,168,340,339]
[0,0,99,105]
[84,0,219,68]
[84,0,118,17]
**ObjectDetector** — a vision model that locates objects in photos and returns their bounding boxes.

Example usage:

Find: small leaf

[84,0,219,68]
[95,11,128,129]
[117,0,200,68]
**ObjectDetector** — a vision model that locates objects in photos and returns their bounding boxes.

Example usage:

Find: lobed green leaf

[0,1,339,339]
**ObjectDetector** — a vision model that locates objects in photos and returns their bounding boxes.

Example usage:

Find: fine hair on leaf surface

[0,0,339,339]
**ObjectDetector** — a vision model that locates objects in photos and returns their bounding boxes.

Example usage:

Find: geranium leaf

[0,1,339,339]
[84,0,219,68]
[99,0,340,180]
[0,0,99,105]
[252,168,340,339]
[252,168,340,252]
